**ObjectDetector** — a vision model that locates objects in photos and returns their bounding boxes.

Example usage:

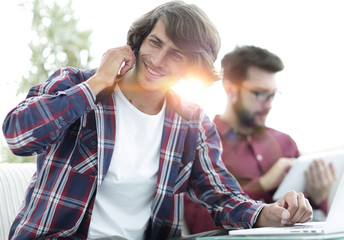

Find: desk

[196,233,344,240]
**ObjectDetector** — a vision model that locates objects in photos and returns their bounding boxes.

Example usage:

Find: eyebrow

[242,85,277,92]
[150,34,163,45]
[253,88,277,92]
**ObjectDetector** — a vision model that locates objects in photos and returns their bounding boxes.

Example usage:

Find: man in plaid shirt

[3,1,312,239]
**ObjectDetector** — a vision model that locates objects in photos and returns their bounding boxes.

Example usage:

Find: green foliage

[0,143,35,163]
[17,0,93,94]
[2,0,93,163]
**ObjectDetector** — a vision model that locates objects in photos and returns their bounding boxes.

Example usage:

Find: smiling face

[134,19,189,92]
[233,66,278,128]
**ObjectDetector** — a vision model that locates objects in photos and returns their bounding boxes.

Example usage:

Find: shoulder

[265,127,299,155]
[265,127,291,138]
[166,89,205,122]
[47,67,96,85]
[265,127,294,140]
[29,67,96,96]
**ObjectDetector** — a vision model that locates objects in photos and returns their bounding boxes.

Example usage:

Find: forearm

[254,205,271,227]
[3,81,95,156]
[240,177,274,203]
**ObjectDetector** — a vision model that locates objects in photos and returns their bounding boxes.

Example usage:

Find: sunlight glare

[172,78,206,103]
[172,78,226,119]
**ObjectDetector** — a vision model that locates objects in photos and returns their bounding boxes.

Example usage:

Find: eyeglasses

[240,86,280,103]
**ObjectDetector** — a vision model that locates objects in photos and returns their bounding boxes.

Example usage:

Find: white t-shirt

[88,85,165,240]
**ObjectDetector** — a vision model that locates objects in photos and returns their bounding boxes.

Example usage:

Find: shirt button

[59,120,66,126]
[256,154,263,161]
[85,106,91,111]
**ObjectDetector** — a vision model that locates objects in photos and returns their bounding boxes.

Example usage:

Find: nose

[151,49,167,68]
[262,97,273,111]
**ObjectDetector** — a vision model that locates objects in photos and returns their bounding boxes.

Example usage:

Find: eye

[252,90,264,97]
[170,50,183,60]
[251,90,268,101]
[150,39,160,47]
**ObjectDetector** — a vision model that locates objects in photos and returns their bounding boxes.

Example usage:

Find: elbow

[3,139,40,157]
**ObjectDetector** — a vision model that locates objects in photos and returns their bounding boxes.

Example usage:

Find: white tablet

[272,148,344,201]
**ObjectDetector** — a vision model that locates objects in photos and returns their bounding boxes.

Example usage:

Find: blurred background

[1,0,344,162]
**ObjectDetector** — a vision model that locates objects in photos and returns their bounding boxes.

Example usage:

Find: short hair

[221,45,284,84]
[127,1,221,83]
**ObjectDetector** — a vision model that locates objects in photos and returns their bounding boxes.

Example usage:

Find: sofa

[0,161,340,238]
[0,163,36,240]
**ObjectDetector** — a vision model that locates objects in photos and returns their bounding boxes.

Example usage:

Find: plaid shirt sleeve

[188,111,265,229]
[2,67,96,156]
[148,91,266,239]
[3,67,99,240]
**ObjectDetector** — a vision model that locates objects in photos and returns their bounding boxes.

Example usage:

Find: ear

[222,79,239,102]
[222,79,231,92]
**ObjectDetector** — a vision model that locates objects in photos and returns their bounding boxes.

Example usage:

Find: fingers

[280,209,290,225]
[278,191,298,224]
[309,159,336,185]
[277,191,313,225]
[288,193,313,224]
[256,192,313,227]
[87,45,136,95]
[98,45,136,80]
[118,46,136,75]
[329,162,337,180]
[313,159,328,185]
[305,159,337,204]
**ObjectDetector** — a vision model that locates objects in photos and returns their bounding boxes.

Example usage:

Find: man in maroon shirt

[184,45,336,234]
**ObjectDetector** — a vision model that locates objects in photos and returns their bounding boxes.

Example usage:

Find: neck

[221,106,254,136]
[118,70,166,115]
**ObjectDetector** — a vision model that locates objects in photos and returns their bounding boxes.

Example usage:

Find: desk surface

[196,232,344,240]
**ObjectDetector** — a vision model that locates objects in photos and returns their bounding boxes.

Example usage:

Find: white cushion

[0,163,35,239]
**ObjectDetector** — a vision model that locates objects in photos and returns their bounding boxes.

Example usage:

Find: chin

[255,121,266,128]
[252,118,266,128]
[138,79,166,92]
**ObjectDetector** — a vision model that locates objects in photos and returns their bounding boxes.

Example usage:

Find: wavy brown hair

[221,45,284,85]
[127,1,221,84]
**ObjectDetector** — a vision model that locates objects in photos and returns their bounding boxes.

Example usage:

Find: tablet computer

[272,148,344,201]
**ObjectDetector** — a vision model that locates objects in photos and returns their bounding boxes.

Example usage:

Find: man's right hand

[87,45,136,96]
[259,158,296,191]
[255,190,313,227]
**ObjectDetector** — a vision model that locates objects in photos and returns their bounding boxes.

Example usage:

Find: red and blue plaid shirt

[3,67,264,240]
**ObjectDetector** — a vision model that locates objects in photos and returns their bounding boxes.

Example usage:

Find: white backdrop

[1,0,344,160]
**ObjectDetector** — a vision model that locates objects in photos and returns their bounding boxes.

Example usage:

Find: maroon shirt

[212,115,299,202]
[184,115,322,234]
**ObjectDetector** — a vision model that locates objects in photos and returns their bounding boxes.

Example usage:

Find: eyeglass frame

[239,85,281,103]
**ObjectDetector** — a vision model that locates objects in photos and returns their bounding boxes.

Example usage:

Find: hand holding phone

[87,45,136,95]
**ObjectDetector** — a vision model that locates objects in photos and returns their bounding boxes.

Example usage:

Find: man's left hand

[305,158,336,205]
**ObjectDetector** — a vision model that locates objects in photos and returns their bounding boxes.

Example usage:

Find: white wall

[1,0,344,160]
